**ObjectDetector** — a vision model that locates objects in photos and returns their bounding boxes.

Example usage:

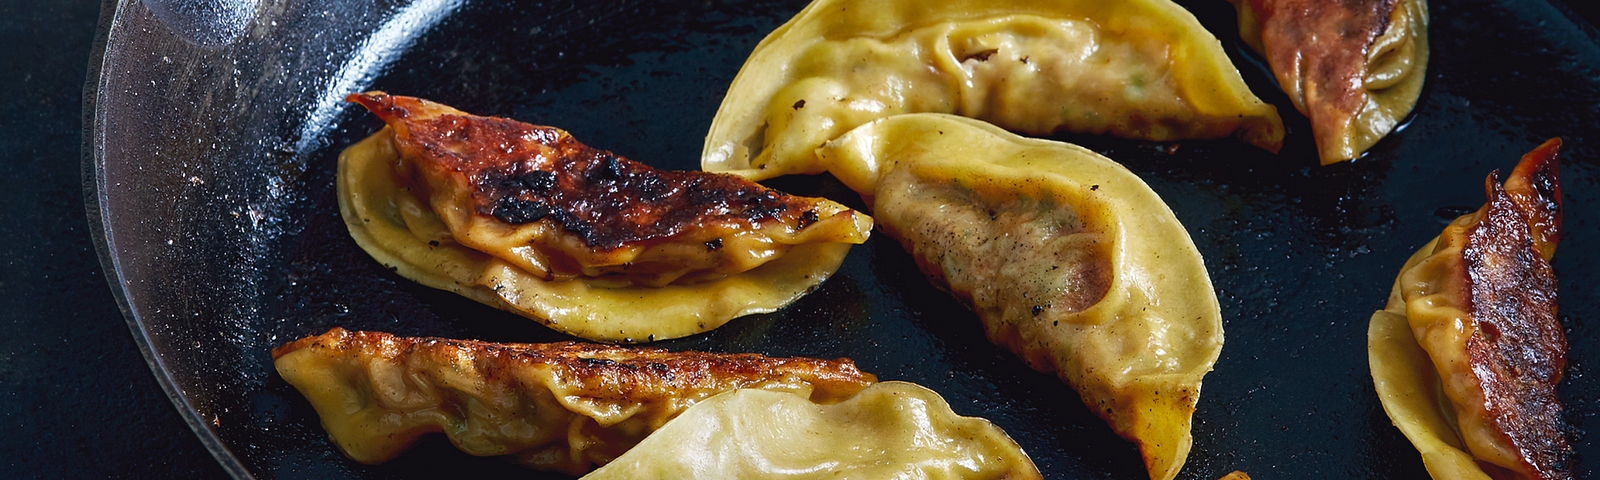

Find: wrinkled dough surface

[874,166,1114,330]
[348,93,872,288]
[1370,139,1567,480]
[1232,0,1428,163]
[816,114,1222,480]
[582,382,1042,480]
[339,130,857,343]
[272,328,876,474]
[704,0,1283,180]
[1369,251,1495,480]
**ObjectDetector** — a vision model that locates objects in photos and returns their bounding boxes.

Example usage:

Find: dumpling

[814,114,1224,480]
[582,382,1043,479]
[271,328,877,474]
[1229,0,1429,164]
[340,93,871,342]
[702,0,1285,180]
[1370,139,1566,479]
[1369,139,1566,480]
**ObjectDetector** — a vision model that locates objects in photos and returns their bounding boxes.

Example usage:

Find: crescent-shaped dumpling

[340,93,871,342]
[272,328,878,474]
[583,382,1043,479]
[815,114,1223,480]
[1230,0,1429,164]
[703,0,1285,180]
[1369,139,1567,480]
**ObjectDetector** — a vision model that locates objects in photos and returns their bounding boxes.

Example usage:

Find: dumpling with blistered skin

[1369,139,1567,480]
[272,328,878,474]
[1229,0,1429,164]
[339,93,871,342]
[702,0,1285,181]
[814,113,1223,480]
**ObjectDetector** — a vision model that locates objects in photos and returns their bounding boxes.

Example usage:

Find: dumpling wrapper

[1369,139,1567,479]
[582,381,1042,480]
[815,114,1223,480]
[703,0,1285,180]
[1230,0,1429,164]
[339,119,868,343]
[1369,248,1495,480]
[272,328,877,474]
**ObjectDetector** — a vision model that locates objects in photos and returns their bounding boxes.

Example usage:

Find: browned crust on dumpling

[1503,139,1563,258]
[273,328,878,472]
[348,92,830,251]
[1242,0,1397,156]
[272,328,878,403]
[1459,139,1569,480]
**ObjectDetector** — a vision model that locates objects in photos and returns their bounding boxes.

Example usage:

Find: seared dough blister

[1370,139,1567,480]
[273,328,1043,478]
[1230,0,1429,164]
[339,93,871,342]
[272,328,878,473]
[817,114,1223,480]
[703,0,1284,180]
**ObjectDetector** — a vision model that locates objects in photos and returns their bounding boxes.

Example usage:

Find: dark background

[3,0,1597,478]
[0,0,228,476]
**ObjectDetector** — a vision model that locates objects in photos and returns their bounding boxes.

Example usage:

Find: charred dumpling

[1229,0,1429,164]
[702,0,1285,181]
[585,382,1043,479]
[815,114,1223,480]
[276,329,1040,478]
[1369,139,1567,480]
[272,328,877,473]
[339,93,871,342]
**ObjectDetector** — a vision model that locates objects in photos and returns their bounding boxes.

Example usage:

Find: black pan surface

[87,0,1600,478]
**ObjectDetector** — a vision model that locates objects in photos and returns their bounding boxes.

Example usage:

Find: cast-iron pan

[85,0,1600,477]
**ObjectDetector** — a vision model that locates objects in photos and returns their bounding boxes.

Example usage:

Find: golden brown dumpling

[1369,139,1567,480]
[1229,0,1429,164]
[340,93,871,342]
[816,114,1223,480]
[703,0,1285,180]
[271,328,877,474]
[583,382,1043,479]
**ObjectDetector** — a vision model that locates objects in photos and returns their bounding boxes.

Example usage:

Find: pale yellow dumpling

[703,0,1284,180]
[816,114,1223,480]
[582,382,1042,479]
